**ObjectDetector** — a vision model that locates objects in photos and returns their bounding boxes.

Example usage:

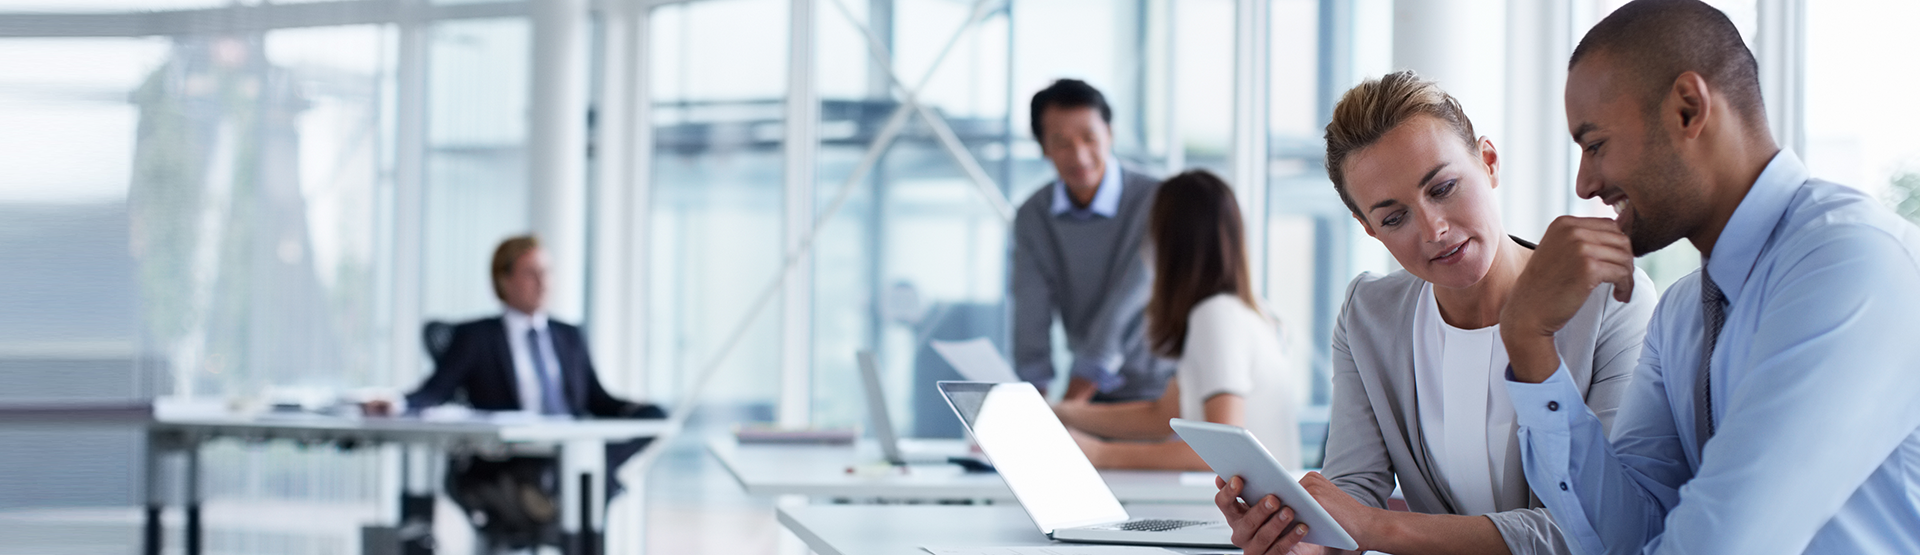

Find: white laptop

[857,350,963,466]
[937,381,1234,547]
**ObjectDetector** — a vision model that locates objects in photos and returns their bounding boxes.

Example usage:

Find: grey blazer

[1323,263,1655,555]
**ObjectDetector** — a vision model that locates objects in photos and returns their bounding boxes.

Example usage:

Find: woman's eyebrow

[1415,162,1448,189]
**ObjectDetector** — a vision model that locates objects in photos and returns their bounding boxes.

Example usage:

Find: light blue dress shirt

[1048,157,1129,390]
[1506,151,1920,554]
[1049,155,1124,219]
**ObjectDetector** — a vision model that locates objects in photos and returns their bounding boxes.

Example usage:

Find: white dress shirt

[1507,150,1920,554]
[502,308,565,414]
[1412,283,1520,516]
[1175,294,1305,469]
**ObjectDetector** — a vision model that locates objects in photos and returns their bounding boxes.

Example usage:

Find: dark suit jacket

[406,316,664,419]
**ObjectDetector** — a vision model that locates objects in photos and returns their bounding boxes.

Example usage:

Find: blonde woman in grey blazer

[1214,72,1655,555]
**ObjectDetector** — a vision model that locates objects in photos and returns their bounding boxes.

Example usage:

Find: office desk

[0,400,670,555]
[708,438,1217,503]
[777,504,1233,555]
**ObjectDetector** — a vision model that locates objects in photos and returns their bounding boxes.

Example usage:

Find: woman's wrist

[1352,503,1397,551]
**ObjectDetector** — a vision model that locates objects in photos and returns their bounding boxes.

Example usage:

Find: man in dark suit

[366,236,662,544]
[398,236,662,422]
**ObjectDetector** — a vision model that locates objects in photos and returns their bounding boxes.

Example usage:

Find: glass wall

[420,18,532,325]
[807,0,1020,436]
[644,0,788,411]
[1263,0,1348,466]
[0,17,401,550]
[0,36,167,518]
[1805,0,1920,223]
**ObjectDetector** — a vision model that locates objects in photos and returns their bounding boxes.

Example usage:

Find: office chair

[423,321,455,366]
[417,320,562,554]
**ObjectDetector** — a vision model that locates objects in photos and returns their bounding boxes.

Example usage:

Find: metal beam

[781,0,819,428]
[1757,0,1805,154]
[0,1,525,38]
[529,0,593,322]
[830,0,1014,222]
[1233,0,1270,291]
[591,0,636,401]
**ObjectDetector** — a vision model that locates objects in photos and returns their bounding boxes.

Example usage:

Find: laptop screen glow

[944,382,1129,532]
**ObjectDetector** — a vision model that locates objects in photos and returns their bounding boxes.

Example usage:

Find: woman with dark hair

[1053,169,1306,470]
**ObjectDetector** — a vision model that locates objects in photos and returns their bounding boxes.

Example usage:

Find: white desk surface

[777,504,1235,555]
[709,438,1217,503]
[0,399,672,445]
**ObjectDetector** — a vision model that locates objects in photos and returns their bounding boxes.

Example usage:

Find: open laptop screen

[938,381,1129,532]
[856,350,905,463]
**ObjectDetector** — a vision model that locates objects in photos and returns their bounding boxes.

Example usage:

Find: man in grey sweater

[1010,79,1174,402]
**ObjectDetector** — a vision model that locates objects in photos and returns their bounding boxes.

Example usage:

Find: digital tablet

[1170,418,1359,550]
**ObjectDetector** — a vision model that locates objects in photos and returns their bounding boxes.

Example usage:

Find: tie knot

[1701,271,1727,306]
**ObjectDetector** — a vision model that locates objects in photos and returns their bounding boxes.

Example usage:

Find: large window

[1805,0,1920,217]
[644,0,789,411]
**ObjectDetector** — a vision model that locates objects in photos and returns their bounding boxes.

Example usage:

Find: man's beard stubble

[1623,134,1703,257]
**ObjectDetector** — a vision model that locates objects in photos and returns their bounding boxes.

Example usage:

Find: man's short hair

[491,235,540,302]
[1570,0,1766,129]
[1323,70,1479,220]
[1029,79,1113,141]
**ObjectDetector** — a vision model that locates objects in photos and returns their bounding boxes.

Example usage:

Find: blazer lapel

[489,317,524,411]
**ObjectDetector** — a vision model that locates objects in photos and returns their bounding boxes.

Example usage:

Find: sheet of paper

[929,337,1021,383]
[922,546,1184,555]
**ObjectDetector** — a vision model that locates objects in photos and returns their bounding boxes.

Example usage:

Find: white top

[502,308,564,414]
[1176,294,1304,469]
[1411,283,1521,516]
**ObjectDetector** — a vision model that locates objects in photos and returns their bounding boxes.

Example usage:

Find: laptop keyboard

[1104,518,1211,532]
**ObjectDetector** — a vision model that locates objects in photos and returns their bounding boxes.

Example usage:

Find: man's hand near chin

[1503,216,1637,383]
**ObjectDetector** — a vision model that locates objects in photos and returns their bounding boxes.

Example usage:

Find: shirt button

[1559,482,1568,491]
[1547,401,1560,411]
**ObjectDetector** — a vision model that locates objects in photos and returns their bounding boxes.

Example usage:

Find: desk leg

[185,440,202,555]
[399,446,437,555]
[559,440,607,555]
[143,430,166,555]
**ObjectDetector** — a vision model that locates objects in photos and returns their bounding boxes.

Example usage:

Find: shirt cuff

[1503,363,1605,555]
[1070,357,1126,393]
[1506,363,1583,429]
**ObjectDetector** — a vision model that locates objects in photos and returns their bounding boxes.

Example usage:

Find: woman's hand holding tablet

[1170,419,1360,553]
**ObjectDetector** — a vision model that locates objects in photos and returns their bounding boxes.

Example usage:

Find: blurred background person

[1010,79,1175,404]
[365,235,664,548]
[1054,169,1304,471]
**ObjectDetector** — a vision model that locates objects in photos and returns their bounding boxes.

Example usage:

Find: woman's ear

[1479,136,1501,189]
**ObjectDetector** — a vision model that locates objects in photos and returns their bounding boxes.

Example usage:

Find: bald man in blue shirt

[1499,1,1920,553]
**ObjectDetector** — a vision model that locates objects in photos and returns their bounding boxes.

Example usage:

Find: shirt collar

[1049,156,1124,218]
[503,307,549,334]
[1704,149,1806,304]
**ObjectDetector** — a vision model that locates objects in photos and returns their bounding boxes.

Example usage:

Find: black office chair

[415,320,562,554]
[423,320,455,366]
